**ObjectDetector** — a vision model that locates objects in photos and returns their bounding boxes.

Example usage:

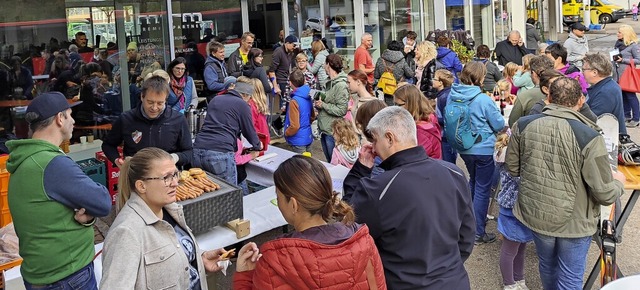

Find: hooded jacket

[6,139,111,285]
[525,23,541,50]
[233,224,386,290]
[102,105,193,167]
[563,32,589,68]
[204,55,228,95]
[308,49,330,89]
[558,63,589,94]
[331,145,360,168]
[317,72,349,135]
[417,114,442,159]
[507,104,623,238]
[475,58,502,92]
[447,84,505,155]
[343,146,475,289]
[373,50,415,82]
[285,85,314,146]
[436,47,463,82]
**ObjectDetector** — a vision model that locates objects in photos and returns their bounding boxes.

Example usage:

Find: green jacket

[6,139,111,284]
[317,72,349,135]
[508,85,545,127]
[506,104,622,238]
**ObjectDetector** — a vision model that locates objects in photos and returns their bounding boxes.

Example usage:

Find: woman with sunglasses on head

[101,147,259,289]
[167,57,199,114]
[233,155,386,289]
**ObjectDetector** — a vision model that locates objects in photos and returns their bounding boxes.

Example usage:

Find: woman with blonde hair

[393,85,441,159]
[414,41,438,98]
[308,40,330,89]
[242,77,270,145]
[102,147,260,289]
[233,155,386,289]
[614,24,640,126]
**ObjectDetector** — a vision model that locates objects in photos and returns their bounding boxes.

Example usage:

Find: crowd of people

[4,21,637,290]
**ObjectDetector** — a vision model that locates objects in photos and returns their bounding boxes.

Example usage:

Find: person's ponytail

[321,192,355,225]
[117,158,132,214]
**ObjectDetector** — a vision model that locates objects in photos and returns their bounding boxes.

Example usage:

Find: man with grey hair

[494,30,529,65]
[584,52,627,132]
[354,33,375,83]
[7,92,111,289]
[507,77,624,290]
[343,106,475,289]
[193,77,262,184]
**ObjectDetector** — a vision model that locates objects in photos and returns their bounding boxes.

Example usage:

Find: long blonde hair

[521,54,534,72]
[117,147,172,213]
[619,24,639,46]
[332,118,360,151]
[494,133,510,158]
[248,78,268,115]
[503,62,519,79]
[414,41,437,67]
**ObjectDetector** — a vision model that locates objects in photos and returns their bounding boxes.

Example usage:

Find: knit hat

[127,42,138,51]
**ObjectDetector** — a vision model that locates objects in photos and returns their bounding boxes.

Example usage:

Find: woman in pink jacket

[393,85,442,159]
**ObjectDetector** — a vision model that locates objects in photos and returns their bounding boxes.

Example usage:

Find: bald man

[354,33,375,83]
[494,30,530,66]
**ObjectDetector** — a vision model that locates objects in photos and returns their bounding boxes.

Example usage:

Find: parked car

[305,18,323,31]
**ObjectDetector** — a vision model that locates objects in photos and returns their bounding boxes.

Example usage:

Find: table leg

[583,190,639,289]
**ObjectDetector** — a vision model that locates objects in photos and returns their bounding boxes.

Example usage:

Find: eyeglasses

[583,67,596,72]
[142,171,179,187]
[174,67,186,71]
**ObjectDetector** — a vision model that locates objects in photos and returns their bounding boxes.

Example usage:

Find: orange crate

[0,209,10,228]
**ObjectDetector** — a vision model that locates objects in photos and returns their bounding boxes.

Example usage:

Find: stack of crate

[95,147,123,205]
[0,155,10,227]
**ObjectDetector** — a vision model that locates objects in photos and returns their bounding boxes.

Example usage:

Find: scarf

[171,76,186,109]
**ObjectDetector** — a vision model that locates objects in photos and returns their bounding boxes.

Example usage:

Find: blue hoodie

[436,47,463,82]
[447,83,505,155]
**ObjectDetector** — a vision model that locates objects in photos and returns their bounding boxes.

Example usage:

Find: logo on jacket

[132,130,142,144]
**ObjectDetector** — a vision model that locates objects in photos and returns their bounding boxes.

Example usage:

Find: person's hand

[274,85,282,95]
[358,143,376,168]
[314,100,323,108]
[404,45,413,54]
[613,170,627,184]
[615,56,623,63]
[202,248,225,273]
[517,38,524,47]
[115,156,131,169]
[250,151,260,159]
[236,242,261,272]
[74,208,94,225]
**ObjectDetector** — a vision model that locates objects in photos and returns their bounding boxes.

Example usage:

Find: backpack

[443,93,489,151]
[377,60,397,95]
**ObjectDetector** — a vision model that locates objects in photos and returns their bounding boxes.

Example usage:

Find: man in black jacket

[343,106,475,290]
[102,76,192,168]
[227,32,255,78]
[494,30,530,65]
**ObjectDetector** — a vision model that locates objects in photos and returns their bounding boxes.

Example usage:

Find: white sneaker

[515,280,529,290]
[504,284,518,290]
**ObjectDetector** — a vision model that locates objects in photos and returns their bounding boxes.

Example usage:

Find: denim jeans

[532,232,592,290]
[289,144,312,154]
[24,262,97,290]
[461,154,495,237]
[441,140,458,164]
[622,91,639,122]
[238,180,250,196]
[192,149,237,185]
[320,133,336,162]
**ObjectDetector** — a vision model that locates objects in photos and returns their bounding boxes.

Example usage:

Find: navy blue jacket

[343,146,475,290]
[586,77,627,134]
[193,90,261,153]
[102,105,193,167]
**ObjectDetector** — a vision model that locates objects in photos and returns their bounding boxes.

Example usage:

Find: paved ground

[206,18,640,289]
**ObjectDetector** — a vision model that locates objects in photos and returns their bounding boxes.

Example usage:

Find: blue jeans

[622,91,639,122]
[532,232,592,290]
[320,133,336,162]
[461,154,495,237]
[24,262,97,290]
[289,144,312,154]
[192,149,237,185]
[441,140,458,164]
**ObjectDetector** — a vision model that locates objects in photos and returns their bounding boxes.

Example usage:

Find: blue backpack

[443,93,489,151]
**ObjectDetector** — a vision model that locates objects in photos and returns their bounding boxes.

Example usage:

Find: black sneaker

[475,233,497,245]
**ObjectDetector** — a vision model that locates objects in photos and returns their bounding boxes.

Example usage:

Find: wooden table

[583,165,640,289]
[0,99,77,108]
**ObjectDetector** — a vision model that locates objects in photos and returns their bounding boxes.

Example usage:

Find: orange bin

[0,155,11,227]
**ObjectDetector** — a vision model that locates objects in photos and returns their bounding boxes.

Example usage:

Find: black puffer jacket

[419,59,437,99]
[373,50,415,82]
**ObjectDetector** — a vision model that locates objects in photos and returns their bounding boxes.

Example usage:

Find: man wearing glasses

[227,32,256,78]
[269,35,299,110]
[583,53,627,133]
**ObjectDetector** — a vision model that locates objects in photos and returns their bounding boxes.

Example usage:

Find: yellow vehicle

[562,0,625,24]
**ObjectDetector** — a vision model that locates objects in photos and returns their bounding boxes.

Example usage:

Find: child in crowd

[433,69,456,163]
[495,132,532,290]
[295,53,318,89]
[512,54,535,94]
[235,138,259,196]
[394,84,441,159]
[330,118,360,168]
[284,70,315,153]
[633,4,638,21]
[495,79,516,105]
[502,62,519,96]
[248,77,270,146]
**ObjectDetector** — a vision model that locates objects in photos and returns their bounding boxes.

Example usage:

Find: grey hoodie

[373,49,415,82]
[563,32,589,69]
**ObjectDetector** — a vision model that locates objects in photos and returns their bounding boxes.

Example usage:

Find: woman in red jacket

[393,85,442,159]
[233,155,386,289]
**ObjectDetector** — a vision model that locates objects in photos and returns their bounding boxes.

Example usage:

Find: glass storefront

[445,0,496,47]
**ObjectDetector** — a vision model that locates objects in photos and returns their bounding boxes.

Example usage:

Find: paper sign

[300,36,313,50]
[224,43,240,58]
[610,49,620,61]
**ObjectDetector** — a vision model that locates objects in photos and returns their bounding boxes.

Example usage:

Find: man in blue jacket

[343,106,475,290]
[583,53,627,134]
[204,41,236,101]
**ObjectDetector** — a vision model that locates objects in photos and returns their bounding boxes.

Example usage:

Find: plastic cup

[80,136,87,144]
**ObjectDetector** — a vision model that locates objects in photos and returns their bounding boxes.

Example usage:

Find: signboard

[300,36,313,50]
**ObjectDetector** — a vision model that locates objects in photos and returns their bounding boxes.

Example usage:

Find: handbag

[619,59,640,93]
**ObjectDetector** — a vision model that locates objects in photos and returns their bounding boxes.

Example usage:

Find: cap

[234,82,255,96]
[284,35,298,44]
[26,92,81,123]
[571,23,588,32]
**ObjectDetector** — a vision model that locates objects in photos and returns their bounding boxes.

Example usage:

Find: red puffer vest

[233,224,386,290]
